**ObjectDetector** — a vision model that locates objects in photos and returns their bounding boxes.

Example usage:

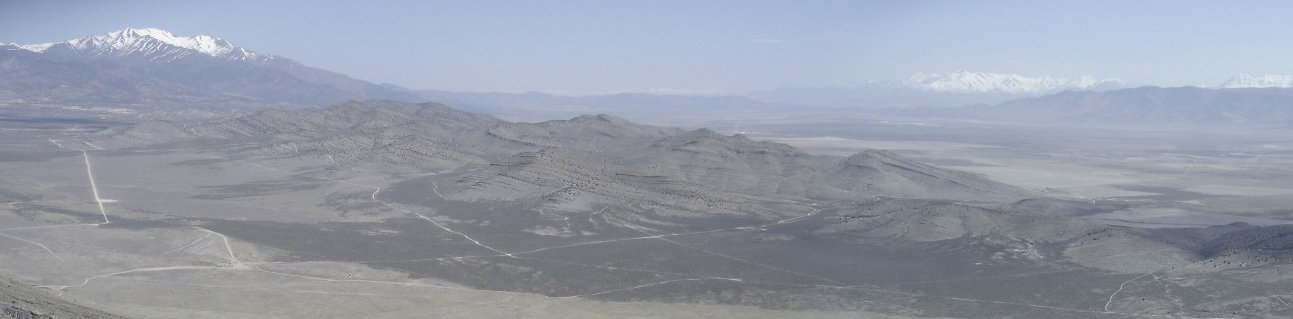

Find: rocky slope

[85,100,1293,276]
[1,274,126,319]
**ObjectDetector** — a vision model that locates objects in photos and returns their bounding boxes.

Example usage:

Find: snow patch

[897,71,1130,94]
[18,27,265,62]
[1220,73,1293,88]
[17,43,53,52]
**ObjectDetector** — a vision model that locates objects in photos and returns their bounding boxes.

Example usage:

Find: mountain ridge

[88,100,1033,205]
[926,86,1293,127]
[399,88,791,124]
[747,72,1136,108]
[1,28,421,117]
[896,71,1130,94]
[16,27,266,62]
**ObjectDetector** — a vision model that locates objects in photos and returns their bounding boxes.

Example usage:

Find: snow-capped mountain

[1220,73,1293,88]
[1,28,419,116]
[894,72,1129,94]
[16,27,266,62]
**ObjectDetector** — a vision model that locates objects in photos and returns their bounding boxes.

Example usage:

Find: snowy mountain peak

[17,43,54,52]
[1220,73,1293,88]
[898,72,1128,94]
[20,27,265,62]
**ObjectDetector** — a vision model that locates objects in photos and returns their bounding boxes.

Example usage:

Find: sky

[2,0,1292,94]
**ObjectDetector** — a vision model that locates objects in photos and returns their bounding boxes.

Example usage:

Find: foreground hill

[31,100,1287,318]
[400,88,792,124]
[92,100,1032,205]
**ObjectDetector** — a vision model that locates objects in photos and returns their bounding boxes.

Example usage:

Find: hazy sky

[3,1,1292,94]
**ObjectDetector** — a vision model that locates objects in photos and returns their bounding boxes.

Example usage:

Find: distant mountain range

[1220,73,1293,89]
[746,72,1293,128]
[921,86,1293,127]
[895,72,1131,94]
[748,72,1138,108]
[412,73,1293,128]
[1,28,420,116]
